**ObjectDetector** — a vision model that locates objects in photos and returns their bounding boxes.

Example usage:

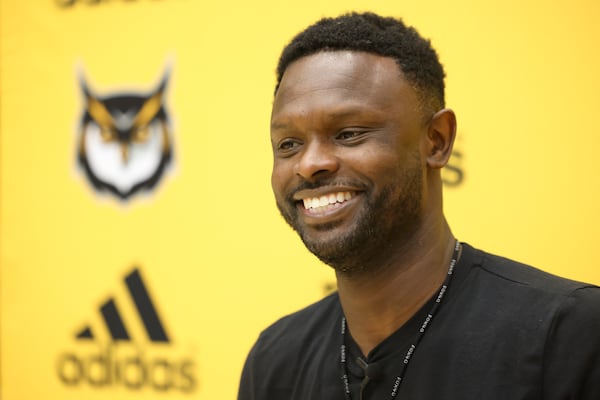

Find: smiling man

[238,12,600,400]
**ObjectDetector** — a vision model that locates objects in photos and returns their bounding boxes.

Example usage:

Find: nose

[294,140,339,181]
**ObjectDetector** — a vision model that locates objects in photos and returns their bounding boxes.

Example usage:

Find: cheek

[355,149,420,194]
[271,160,293,199]
[347,147,399,179]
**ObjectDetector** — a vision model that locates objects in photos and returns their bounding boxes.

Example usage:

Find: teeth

[302,192,354,210]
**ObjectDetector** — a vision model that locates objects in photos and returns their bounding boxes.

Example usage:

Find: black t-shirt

[238,244,600,399]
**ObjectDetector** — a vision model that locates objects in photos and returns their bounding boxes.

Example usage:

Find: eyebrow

[271,107,386,132]
[270,121,293,131]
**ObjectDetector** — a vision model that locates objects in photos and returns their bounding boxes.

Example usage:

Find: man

[238,12,600,400]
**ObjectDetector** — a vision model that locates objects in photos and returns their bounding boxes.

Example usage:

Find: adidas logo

[76,268,169,342]
[56,267,197,393]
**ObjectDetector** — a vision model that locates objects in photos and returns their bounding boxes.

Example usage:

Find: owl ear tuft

[154,68,170,98]
[132,69,171,130]
[77,69,115,129]
[78,69,95,101]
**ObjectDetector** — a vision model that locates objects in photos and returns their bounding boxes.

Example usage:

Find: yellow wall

[1,1,599,399]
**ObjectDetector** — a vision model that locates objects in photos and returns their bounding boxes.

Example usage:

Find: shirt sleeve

[542,286,600,399]
[238,341,259,400]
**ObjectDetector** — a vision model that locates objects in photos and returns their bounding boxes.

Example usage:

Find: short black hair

[275,12,446,112]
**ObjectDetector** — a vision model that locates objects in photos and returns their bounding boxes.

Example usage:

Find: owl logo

[77,70,173,201]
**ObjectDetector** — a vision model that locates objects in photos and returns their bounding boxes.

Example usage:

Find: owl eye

[133,126,151,142]
[100,127,116,142]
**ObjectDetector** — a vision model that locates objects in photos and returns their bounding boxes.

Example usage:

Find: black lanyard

[339,240,461,400]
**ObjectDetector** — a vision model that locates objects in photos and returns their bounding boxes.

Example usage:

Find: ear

[425,109,457,169]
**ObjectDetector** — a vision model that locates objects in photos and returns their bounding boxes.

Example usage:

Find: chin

[299,225,374,272]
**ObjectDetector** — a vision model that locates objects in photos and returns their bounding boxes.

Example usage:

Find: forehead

[272,51,420,124]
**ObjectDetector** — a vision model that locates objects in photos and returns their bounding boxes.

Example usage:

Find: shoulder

[458,245,600,398]
[251,292,341,357]
[465,243,599,296]
[243,293,341,370]
[238,294,341,399]
[456,243,600,336]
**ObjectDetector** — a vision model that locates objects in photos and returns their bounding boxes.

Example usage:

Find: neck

[336,220,456,357]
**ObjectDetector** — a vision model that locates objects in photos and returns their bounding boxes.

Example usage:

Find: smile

[301,191,355,214]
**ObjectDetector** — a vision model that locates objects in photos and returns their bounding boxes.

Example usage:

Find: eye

[276,138,302,153]
[99,127,116,142]
[133,126,150,142]
[336,129,366,142]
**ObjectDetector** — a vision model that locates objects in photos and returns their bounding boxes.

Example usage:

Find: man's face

[270,51,428,273]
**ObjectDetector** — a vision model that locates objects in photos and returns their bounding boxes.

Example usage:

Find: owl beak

[121,144,129,164]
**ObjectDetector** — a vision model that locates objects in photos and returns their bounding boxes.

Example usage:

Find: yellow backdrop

[1,1,599,399]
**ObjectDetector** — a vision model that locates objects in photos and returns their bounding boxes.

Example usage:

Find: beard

[275,159,423,275]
